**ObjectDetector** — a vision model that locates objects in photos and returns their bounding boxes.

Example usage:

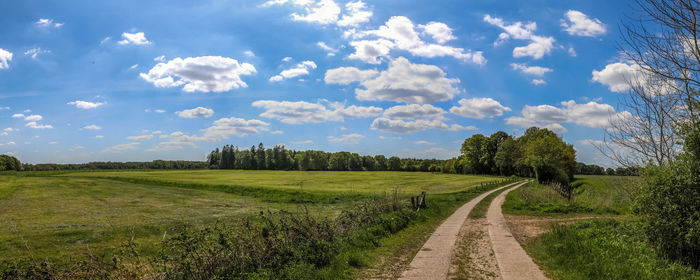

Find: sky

[0,0,640,165]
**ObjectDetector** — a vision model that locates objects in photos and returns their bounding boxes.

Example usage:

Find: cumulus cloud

[370,117,476,134]
[67,100,106,109]
[324,66,378,84]
[103,142,140,153]
[252,100,381,124]
[449,98,511,119]
[148,117,270,152]
[0,48,12,69]
[291,0,341,24]
[328,133,364,144]
[510,63,552,76]
[12,113,24,118]
[244,50,255,57]
[383,104,446,120]
[82,124,102,130]
[505,100,628,133]
[140,56,257,92]
[561,10,606,37]
[355,57,460,104]
[484,15,555,59]
[95,135,105,139]
[418,21,456,44]
[118,32,151,45]
[35,18,63,28]
[24,115,42,121]
[337,1,372,27]
[270,60,316,82]
[592,62,641,92]
[348,16,485,64]
[414,140,433,145]
[578,139,605,146]
[176,107,214,118]
[292,140,313,144]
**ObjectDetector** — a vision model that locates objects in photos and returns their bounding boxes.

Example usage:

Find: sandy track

[398,180,524,280]
[486,182,548,280]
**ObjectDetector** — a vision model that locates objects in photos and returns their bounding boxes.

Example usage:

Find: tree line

[20,160,209,171]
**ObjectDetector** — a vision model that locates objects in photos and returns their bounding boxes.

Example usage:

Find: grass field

[0,170,505,269]
[502,175,700,279]
[503,175,639,215]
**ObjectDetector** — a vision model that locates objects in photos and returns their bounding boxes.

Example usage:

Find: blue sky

[0,0,638,165]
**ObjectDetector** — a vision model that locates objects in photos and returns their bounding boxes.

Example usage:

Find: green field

[0,170,503,266]
[503,175,700,279]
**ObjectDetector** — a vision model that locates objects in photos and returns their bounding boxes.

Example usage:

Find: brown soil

[449,218,501,280]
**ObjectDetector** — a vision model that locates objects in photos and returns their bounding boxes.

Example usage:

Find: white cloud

[317,42,338,56]
[69,145,85,151]
[414,140,433,145]
[271,130,284,135]
[449,98,511,119]
[0,106,8,110]
[484,14,555,59]
[176,107,214,118]
[418,22,456,44]
[129,64,138,70]
[371,117,476,134]
[12,113,24,118]
[282,56,293,62]
[23,109,31,113]
[3,128,17,132]
[505,100,627,133]
[337,1,372,27]
[270,60,316,82]
[24,48,50,59]
[383,104,446,120]
[324,66,378,84]
[349,16,485,64]
[35,18,63,28]
[292,140,313,144]
[140,56,257,92]
[0,48,12,69]
[568,47,577,57]
[95,135,104,139]
[532,79,546,85]
[83,124,102,130]
[578,139,605,146]
[67,100,106,109]
[356,57,459,104]
[561,10,606,37]
[510,63,552,76]
[328,133,364,144]
[127,134,154,140]
[25,122,53,129]
[244,50,255,57]
[103,142,140,153]
[118,32,151,45]
[48,141,59,145]
[252,100,381,124]
[154,55,166,61]
[155,109,166,113]
[592,62,641,92]
[200,117,271,141]
[291,0,341,24]
[379,135,402,140]
[24,115,42,121]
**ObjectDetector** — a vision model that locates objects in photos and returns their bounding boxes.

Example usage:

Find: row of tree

[207,143,446,172]
[455,127,577,184]
[20,160,209,171]
[575,162,640,176]
[0,155,21,171]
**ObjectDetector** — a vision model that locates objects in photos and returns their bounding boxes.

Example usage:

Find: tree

[494,136,518,176]
[460,134,490,174]
[524,128,576,184]
[374,155,387,171]
[387,156,401,171]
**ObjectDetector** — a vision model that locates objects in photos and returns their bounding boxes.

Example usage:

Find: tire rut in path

[486,182,549,280]
[399,180,525,280]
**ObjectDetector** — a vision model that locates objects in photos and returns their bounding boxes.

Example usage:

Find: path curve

[487,181,549,280]
[399,180,525,280]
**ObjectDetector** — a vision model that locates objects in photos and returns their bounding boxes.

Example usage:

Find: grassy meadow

[0,170,506,276]
[503,175,700,279]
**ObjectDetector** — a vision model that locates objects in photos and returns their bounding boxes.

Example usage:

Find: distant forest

[2,127,638,176]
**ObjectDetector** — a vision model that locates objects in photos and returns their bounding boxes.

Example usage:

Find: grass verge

[527,219,700,280]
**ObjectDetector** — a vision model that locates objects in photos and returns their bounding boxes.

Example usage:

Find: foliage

[635,125,700,268]
[0,155,21,171]
[527,219,700,280]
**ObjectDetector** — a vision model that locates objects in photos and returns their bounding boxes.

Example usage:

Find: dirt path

[399,181,524,280]
[486,182,548,280]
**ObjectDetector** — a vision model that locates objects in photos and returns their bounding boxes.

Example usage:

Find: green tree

[524,128,576,184]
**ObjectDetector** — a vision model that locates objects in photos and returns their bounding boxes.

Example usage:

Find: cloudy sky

[0,0,636,164]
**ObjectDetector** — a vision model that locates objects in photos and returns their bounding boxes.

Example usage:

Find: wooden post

[411,196,416,210]
[420,191,426,208]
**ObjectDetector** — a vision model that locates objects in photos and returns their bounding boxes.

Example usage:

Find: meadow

[0,170,505,277]
[502,175,700,279]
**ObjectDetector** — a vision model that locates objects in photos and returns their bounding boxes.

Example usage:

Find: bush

[636,127,700,268]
